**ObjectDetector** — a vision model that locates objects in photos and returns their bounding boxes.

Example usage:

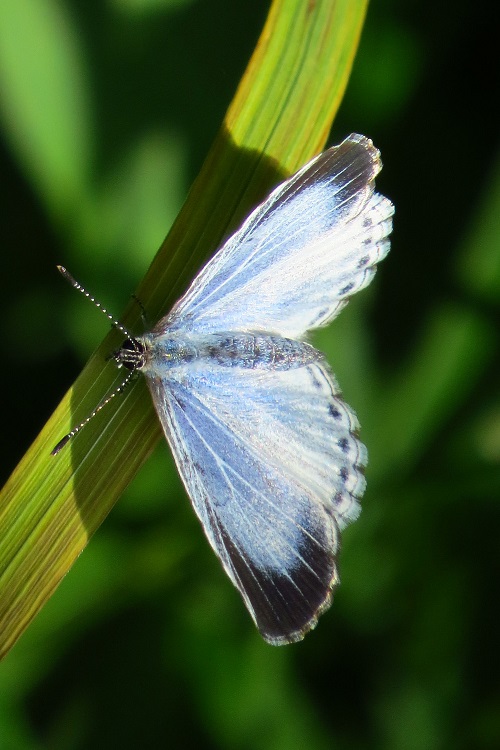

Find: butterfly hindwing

[144,356,367,644]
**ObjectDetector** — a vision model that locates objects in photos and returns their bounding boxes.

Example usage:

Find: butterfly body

[122,332,322,372]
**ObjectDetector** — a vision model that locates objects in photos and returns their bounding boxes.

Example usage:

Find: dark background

[1,1,499,748]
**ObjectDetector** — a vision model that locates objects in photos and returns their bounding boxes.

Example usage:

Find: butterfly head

[111,338,147,372]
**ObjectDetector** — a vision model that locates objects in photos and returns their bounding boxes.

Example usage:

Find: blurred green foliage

[1,1,499,749]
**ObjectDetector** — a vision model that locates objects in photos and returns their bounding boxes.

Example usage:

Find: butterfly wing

[144,359,367,644]
[161,133,394,339]
[135,134,393,641]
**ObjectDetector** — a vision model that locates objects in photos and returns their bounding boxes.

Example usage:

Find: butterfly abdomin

[56,134,394,645]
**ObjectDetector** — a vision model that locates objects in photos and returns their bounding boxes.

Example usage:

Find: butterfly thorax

[136,332,322,372]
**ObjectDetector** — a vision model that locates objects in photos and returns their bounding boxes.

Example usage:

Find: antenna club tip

[51,434,71,456]
[57,265,78,287]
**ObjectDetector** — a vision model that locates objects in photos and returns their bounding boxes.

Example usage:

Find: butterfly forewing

[161,134,394,339]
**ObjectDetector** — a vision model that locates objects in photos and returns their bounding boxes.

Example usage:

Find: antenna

[51,371,135,455]
[57,265,134,339]
[51,266,140,456]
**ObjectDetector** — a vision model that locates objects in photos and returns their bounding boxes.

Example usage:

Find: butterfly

[55,134,394,645]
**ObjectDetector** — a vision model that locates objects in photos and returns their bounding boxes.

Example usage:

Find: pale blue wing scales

[144,360,367,644]
[160,134,394,339]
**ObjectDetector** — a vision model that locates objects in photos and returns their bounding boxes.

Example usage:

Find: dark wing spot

[340,282,355,295]
[339,467,349,482]
[310,372,322,390]
[333,491,344,506]
[357,255,370,267]
[338,437,349,453]
[329,404,342,420]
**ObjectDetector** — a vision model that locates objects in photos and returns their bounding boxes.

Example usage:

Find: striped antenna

[51,266,139,455]
[57,265,134,339]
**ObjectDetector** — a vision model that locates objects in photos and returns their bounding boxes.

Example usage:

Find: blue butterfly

[57,134,394,645]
